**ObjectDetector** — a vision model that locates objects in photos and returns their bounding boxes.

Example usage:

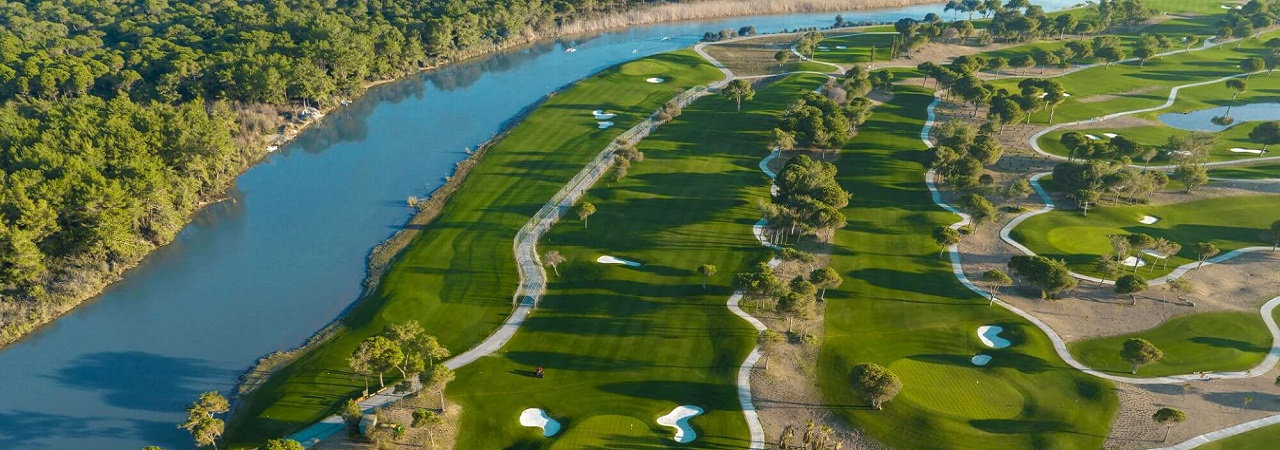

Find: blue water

[1158,102,1280,131]
[0,2,1078,448]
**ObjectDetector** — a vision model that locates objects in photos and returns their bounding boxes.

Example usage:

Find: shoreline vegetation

[0,0,943,350]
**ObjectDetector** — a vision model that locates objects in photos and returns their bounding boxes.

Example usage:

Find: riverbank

[0,0,947,352]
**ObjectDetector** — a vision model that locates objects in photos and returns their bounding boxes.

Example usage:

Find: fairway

[1069,312,1274,377]
[1009,195,1280,278]
[816,87,1115,449]
[1196,422,1280,450]
[225,51,724,446]
[1210,162,1280,180]
[444,73,831,448]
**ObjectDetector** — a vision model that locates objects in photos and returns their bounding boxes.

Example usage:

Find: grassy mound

[1069,311,1273,377]
[224,51,724,446]
[1009,195,1280,278]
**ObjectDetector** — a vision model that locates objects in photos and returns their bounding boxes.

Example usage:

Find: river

[0,2,1077,448]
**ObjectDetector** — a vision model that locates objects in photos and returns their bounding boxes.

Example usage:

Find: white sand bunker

[592,110,616,120]
[977,326,1011,349]
[971,354,992,366]
[1122,256,1147,267]
[1086,134,1101,140]
[597,121,615,129]
[646,77,665,83]
[1169,150,1193,157]
[1142,249,1168,259]
[1102,133,1119,138]
[835,45,848,49]
[657,405,704,443]
[1036,92,1071,98]
[1139,215,1160,224]
[1230,148,1266,154]
[817,46,830,50]
[596,255,641,266]
[519,408,561,437]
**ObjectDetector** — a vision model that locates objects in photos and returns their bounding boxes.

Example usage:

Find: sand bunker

[1086,134,1101,140]
[971,354,992,366]
[597,121,615,129]
[1139,215,1160,224]
[657,405,704,443]
[1142,249,1168,259]
[1102,133,1119,138]
[592,110,616,120]
[977,326,1011,349]
[817,46,830,50]
[646,77,665,83]
[1169,150,1193,157]
[1230,148,1266,154]
[1122,256,1147,267]
[519,408,561,437]
[835,45,848,49]
[596,255,641,266]
[1036,92,1071,99]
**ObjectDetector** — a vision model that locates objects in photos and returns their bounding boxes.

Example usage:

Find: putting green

[1009,195,1280,278]
[1069,311,1274,377]
[548,415,660,449]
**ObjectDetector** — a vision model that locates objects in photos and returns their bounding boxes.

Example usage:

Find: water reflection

[1157,102,1280,132]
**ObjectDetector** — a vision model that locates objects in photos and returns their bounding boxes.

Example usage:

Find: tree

[1195,241,1220,268]
[987,56,1009,75]
[1224,78,1248,118]
[1153,408,1186,442]
[697,264,717,288]
[181,391,229,450]
[810,267,843,301]
[1250,122,1280,153]
[422,364,456,410]
[577,202,596,229]
[960,194,998,223]
[988,97,1023,133]
[850,363,902,410]
[1074,189,1100,216]
[1242,56,1266,79]
[341,398,364,426]
[263,439,305,450]
[543,250,566,276]
[356,336,403,389]
[1115,274,1148,305]
[982,269,1012,305]
[1266,220,1280,251]
[1174,164,1208,193]
[1096,45,1125,68]
[933,226,962,257]
[1121,338,1163,374]
[774,50,791,67]
[1183,34,1200,52]
[1008,255,1078,298]
[722,79,756,111]
[1095,256,1121,286]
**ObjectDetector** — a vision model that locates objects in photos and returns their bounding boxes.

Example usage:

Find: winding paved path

[922,94,1280,448]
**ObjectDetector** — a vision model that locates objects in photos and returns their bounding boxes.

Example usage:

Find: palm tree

[543,250,566,276]
[577,202,596,229]
[697,264,717,288]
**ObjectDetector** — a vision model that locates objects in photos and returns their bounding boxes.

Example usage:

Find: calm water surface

[1157,102,1280,131]
[0,2,1076,448]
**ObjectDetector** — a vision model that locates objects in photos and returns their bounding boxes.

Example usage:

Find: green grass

[1197,422,1280,450]
[1069,312,1273,377]
[1210,162,1280,179]
[224,51,725,447]
[442,72,830,449]
[816,86,1116,449]
[1008,195,1280,279]
[810,33,898,66]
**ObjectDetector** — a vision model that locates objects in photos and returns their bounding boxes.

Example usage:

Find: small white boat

[660,36,672,41]
[565,47,577,53]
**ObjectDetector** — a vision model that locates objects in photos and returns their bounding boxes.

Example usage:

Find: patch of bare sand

[315,392,461,450]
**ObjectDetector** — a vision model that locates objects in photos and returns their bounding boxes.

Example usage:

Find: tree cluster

[348,321,451,392]
[1007,254,1077,298]
[765,155,851,244]
[775,89,869,157]
[929,120,1005,191]
[1054,160,1168,207]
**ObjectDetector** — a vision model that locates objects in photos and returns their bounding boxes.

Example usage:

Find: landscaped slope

[444,73,830,449]
[818,87,1116,450]
[226,51,724,446]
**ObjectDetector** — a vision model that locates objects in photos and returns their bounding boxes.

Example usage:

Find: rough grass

[816,86,1116,450]
[1008,195,1280,279]
[1209,162,1280,179]
[1069,311,1273,377]
[443,73,829,450]
[224,51,725,447]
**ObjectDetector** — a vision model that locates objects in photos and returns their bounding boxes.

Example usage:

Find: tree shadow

[1189,336,1270,353]
[44,351,237,414]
